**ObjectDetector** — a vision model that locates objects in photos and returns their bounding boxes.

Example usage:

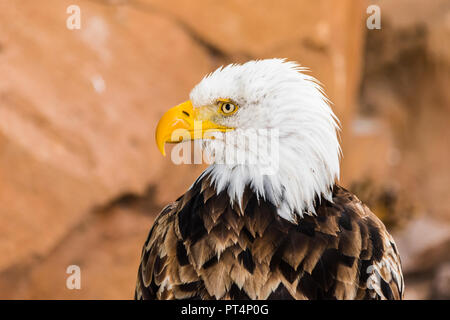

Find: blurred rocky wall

[356,0,450,299]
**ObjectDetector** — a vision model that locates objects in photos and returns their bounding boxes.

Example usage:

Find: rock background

[0,0,448,299]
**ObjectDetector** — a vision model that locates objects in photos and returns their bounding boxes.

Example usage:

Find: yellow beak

[155,100,232,156]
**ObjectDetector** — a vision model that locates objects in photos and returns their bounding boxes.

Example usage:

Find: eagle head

[155,59,341,222]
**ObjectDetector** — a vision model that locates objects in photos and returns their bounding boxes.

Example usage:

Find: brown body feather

[135,175,404,300]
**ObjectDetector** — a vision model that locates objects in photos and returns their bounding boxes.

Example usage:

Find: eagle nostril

[182,111,190,117]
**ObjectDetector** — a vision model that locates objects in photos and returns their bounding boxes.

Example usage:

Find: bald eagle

[135,59,404,300]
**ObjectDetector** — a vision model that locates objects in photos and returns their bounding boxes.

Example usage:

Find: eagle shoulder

[135,202,179,300]
[329,185,404,299]
[135,180,404,300]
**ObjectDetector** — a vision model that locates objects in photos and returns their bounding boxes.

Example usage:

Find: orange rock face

[0,0,209,271]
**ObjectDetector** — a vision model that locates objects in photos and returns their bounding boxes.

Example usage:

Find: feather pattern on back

[135,174,404,300]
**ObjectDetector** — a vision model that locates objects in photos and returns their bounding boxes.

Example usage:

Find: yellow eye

[219,101,238,115]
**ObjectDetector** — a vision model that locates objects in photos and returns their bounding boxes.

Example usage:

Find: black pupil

[225,104,231,111]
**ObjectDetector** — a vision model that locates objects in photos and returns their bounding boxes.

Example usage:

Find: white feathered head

[156,59,341,222]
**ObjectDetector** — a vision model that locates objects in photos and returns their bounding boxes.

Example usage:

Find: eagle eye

[218,100,238,115]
